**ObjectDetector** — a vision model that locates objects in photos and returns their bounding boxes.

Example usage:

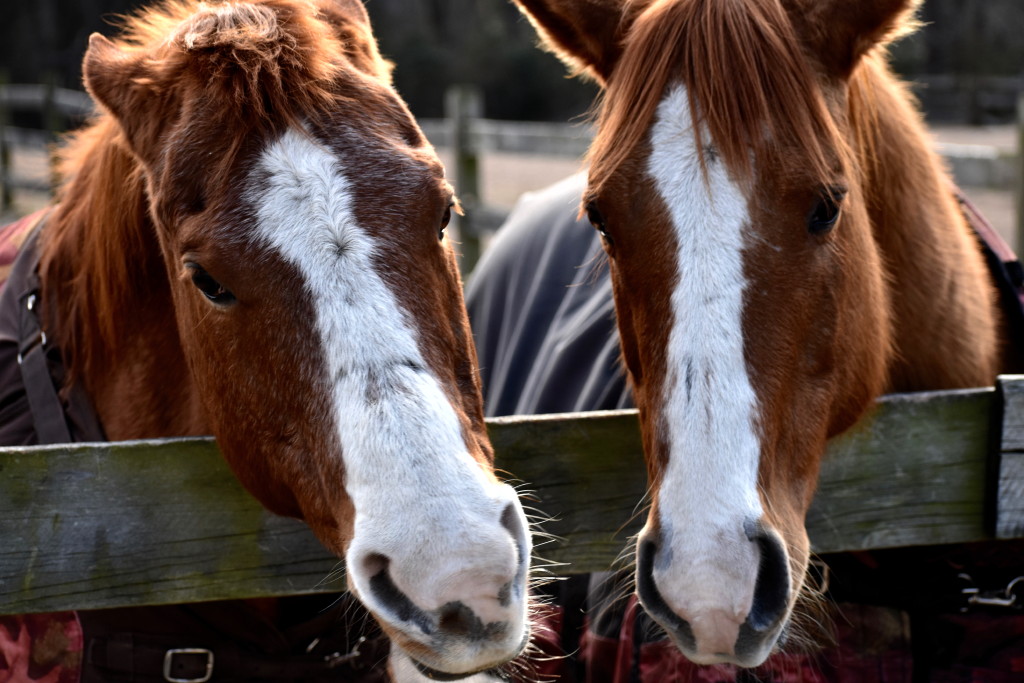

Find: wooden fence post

[42,72,61,194]
[445,84,483,273]
[997,375,1024,538]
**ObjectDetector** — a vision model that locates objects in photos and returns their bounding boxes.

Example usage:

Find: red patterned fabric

[576,596,916,683]
[925,612,1024,683]
[0,613,83,683]
[0,210,47,291]
[570,593,1024,683]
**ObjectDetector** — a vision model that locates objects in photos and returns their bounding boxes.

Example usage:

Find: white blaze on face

[646,85,764,620]
[248,129,527,657]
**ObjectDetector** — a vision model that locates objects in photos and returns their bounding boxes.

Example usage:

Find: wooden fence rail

[2,376,1023,616]
[0,84,93,207]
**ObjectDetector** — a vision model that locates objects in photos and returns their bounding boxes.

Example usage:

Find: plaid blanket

[0,614,83,683]
[0,210,47,290]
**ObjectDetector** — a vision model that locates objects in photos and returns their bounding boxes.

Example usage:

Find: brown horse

[512,0,1001,667]
[34,0,529,677]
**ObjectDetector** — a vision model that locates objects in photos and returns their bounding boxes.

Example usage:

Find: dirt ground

[4,125,1018,246]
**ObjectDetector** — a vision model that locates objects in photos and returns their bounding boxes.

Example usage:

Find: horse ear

[512,0,634,84]
[793,0,921,77]
[317,0,372,26]
[313,0,393,81]
[83,33,175,167]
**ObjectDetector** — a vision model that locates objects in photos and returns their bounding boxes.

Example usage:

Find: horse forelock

[39,0,403,390]
[128,0,387,129]
[588,0,861,197]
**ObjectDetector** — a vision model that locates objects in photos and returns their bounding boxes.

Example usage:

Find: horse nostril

[498,500,528,606]
[437,601,483,638]
[500,501,525,547]
[746,526,791,632]
[362,552,388,577]
[636,538,697,649]
[364,554,434,635]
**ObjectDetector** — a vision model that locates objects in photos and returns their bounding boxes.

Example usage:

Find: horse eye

[808,187,846,235]
[186,264,236,305]
[585,201,613,246]
[439,204,452,241]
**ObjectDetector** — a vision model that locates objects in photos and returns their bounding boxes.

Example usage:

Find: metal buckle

[16,294,45,365]
[163,648,214,683]
[959,573,1024,611]
[323,636,366,669]
[16,329,44,365]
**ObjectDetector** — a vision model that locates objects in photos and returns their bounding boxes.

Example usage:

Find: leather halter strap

[17,266,72,443]
[7,210,105,444]
[955,187,1024,373]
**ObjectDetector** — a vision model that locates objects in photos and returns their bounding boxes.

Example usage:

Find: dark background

[0,0,1022,123]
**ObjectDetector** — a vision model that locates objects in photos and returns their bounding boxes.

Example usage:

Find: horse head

[513,0,999,666]
[45,0,530,676]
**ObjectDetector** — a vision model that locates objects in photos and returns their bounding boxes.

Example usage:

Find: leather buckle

[163,648,214,683]
[16,293,45,365]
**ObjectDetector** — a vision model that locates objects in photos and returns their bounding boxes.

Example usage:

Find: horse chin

[657,618,784,669]
[410,659,501,681]
[387,629,530,681]
[682,647,777,670]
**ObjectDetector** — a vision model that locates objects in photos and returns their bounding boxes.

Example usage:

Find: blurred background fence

[1,82,1021,274]
[0,83,91,207]
[2,0,1022,123]
[0,0,1022,270]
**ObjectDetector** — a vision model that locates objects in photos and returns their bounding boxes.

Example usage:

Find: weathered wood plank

[808,387,995,552]
[487,411,647,574]
[0,386,1007,615]
[999,453,1024,538]
[998,374,1024,451]
[997,375,1024,537]
[0,439,343,615]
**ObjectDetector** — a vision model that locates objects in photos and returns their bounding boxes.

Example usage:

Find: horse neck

[849,54,1001,392]
[42,122,207,439]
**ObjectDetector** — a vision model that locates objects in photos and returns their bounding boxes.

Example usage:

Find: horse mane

[588,0,850,196]
[845,48,921,190]
[107,0,388,120]
[40,0,391,386]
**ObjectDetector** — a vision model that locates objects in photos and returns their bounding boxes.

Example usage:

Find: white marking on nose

[646,84,763,619]
[247,129,527,653]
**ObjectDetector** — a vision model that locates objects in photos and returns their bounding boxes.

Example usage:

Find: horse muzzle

[635,520,793,667]
[347,485,531,677]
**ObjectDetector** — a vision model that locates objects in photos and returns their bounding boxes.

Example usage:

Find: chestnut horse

[34,0,529,677]
[512,0,1001,668]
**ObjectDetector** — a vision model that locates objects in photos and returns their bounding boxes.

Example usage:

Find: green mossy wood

[998,376,1024,538]
[1,378,1022,615]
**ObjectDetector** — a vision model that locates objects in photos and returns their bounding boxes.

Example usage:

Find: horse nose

[636,521,791,666]
[363,554,516,640]
[348,495,530,674]
[358,499,528,629]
